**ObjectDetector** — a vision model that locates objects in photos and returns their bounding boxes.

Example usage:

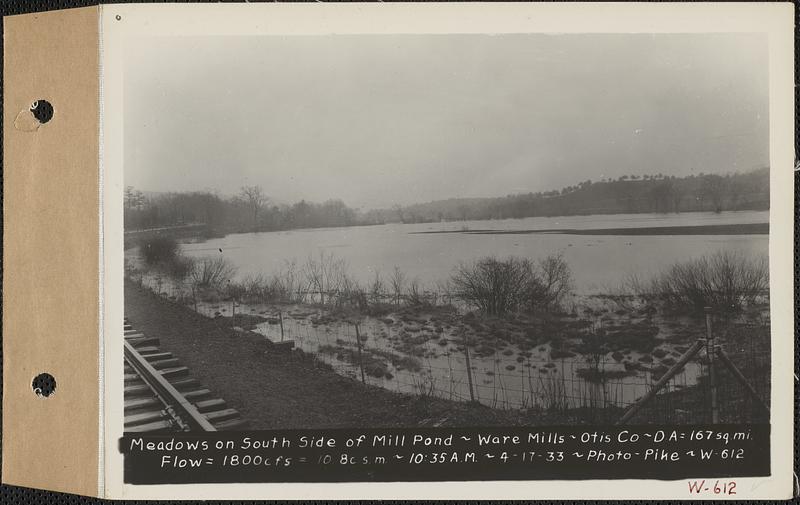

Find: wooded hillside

[125,168,769,233]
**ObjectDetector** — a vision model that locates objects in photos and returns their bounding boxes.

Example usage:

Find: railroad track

[124,318,248,432]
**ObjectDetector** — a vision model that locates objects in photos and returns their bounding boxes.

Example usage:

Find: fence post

[617,339,705,425]
[354,323,366,384]
[231,299,236,328]
[705,307,719,424]
[521,366,525,408]
[279,311,285,342]
[715,346,770,416]
[463,331,476,402]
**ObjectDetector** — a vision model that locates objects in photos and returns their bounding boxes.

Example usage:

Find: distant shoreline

[411,222,769,236]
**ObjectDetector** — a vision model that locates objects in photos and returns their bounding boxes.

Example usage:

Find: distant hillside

[126,168,769,234]
[362,168,769,224]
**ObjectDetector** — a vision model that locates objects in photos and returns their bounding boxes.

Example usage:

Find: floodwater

[184,297,704,412]
[128,209,768,413]
[181,210,769,294]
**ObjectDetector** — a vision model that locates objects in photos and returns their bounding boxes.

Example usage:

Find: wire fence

[622,322,770,424]
[232,302,771,425]
[129,270,771,425]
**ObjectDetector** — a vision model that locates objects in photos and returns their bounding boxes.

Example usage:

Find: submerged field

[179,288,766,412]
[126,213,769,420]
[125,270,769,425]
[123,281,538,429]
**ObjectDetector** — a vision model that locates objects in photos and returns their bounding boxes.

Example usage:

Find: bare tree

[124,186,146,211]
[389,266,406,305]
[124,186,146,228]
[278,259,303,302]
[533,253,573,311]
[435,278,455,306]
[239,185,266,229]
[369,270,385,306]
[303,251,348,305]
[406,277,425,306]
[700,175,727,213]
[336,271,367,309]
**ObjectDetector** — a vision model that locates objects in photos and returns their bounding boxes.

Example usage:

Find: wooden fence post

[617,339,705,425]
[355,323,366,384]
[705,307,719,424]
[279,311,285,342]
[715,347,770,415]
[463,331,475,402]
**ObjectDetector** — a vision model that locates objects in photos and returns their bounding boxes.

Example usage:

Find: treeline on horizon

[124,167,768,233]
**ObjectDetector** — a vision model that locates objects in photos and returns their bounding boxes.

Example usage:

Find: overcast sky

[124,33,768,209]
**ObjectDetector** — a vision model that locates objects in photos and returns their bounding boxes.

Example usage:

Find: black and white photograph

[121,30,773,437]
[0,2,792,500]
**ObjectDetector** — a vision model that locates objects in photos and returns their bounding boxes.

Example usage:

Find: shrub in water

[450,257,535,315]
[189,256,237,290]
[450,254,573,316]
[139,236,179,265]
[646,250,768,313]
[167,255,195,281]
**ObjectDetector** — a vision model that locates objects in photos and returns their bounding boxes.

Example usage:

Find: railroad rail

[124,318,247,432]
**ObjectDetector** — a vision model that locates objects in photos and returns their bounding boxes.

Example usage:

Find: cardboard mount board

[1,3,795,500]
[3,6,101,497]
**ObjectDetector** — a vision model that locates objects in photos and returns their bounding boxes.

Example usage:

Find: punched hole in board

[14,99,54,132]
[32,373,56,398]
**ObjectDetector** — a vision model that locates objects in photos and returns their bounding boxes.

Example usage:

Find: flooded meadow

[126,210,769,415]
